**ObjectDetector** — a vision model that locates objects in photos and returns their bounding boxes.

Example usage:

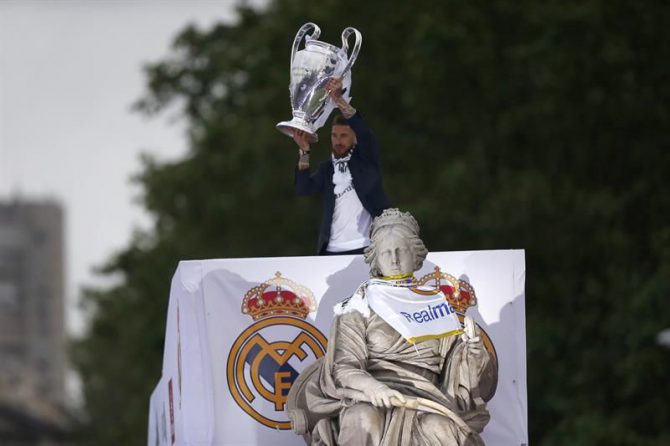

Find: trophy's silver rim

[304,40,344,57]
[276,121,319,143]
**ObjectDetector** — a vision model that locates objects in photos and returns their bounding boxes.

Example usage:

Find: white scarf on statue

[334,279,463,343]
[331,152,353,196]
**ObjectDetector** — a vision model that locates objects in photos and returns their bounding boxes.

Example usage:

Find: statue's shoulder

[333,281,370,318]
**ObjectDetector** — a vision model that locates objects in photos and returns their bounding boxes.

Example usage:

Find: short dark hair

[332,114,350,127]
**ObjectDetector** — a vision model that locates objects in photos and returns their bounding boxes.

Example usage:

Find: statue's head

[363,208,428,278]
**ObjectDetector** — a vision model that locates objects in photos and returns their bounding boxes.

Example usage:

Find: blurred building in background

[0,199,69,444]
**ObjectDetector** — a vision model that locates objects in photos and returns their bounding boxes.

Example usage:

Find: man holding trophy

[276,23,390,255]
[292,78,390,255]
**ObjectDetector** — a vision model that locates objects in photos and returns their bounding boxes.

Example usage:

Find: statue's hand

[363,384,406,409]
[460,316,483,355]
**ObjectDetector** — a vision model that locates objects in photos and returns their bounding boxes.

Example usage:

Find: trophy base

[276,120,319,143]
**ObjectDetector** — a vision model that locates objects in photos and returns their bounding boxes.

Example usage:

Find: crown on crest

[242,272,316,320]
[417,266,477,314]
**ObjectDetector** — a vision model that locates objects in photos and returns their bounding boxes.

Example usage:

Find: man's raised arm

[326,78,378,163]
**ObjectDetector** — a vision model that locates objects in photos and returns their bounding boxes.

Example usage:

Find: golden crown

[242,272,316,320]
[416,266,477,314]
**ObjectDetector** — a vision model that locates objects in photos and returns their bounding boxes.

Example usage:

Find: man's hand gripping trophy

[293,77,354,170]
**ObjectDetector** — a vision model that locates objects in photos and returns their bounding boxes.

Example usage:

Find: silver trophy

[276,23,362,142]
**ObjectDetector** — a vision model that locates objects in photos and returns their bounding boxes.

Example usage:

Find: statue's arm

[330,311,376,389]
[329,311,405,408]
[440,317,492,411]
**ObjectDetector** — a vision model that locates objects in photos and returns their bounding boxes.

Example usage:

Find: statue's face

[375,230,415,277]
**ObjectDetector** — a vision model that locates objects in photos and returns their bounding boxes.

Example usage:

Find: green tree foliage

[73,0,670,444]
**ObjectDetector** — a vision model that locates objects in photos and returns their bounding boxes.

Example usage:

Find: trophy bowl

[276,23,361,143]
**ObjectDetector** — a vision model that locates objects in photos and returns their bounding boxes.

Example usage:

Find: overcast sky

[0,0,259,335]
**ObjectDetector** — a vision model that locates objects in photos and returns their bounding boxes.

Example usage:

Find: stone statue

[287,209,496,445]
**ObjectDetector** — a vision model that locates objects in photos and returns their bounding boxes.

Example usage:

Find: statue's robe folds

[287,308,496,446]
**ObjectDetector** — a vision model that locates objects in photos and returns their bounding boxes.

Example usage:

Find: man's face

[375,231,415,277]
[331,124,356,158]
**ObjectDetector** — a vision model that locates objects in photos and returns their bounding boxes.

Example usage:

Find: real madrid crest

[226,272,327,429]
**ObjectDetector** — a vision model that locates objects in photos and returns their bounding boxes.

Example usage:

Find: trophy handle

[339,27,362,76]
[290,22,321,71]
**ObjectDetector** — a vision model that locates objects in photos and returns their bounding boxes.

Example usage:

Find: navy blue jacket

[295,112,391,254]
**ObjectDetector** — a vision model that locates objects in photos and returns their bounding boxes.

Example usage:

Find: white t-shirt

[327,153,372,252]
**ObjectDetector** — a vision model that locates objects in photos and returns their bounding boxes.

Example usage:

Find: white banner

[152,250,527,446]
[147,377,170,446]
